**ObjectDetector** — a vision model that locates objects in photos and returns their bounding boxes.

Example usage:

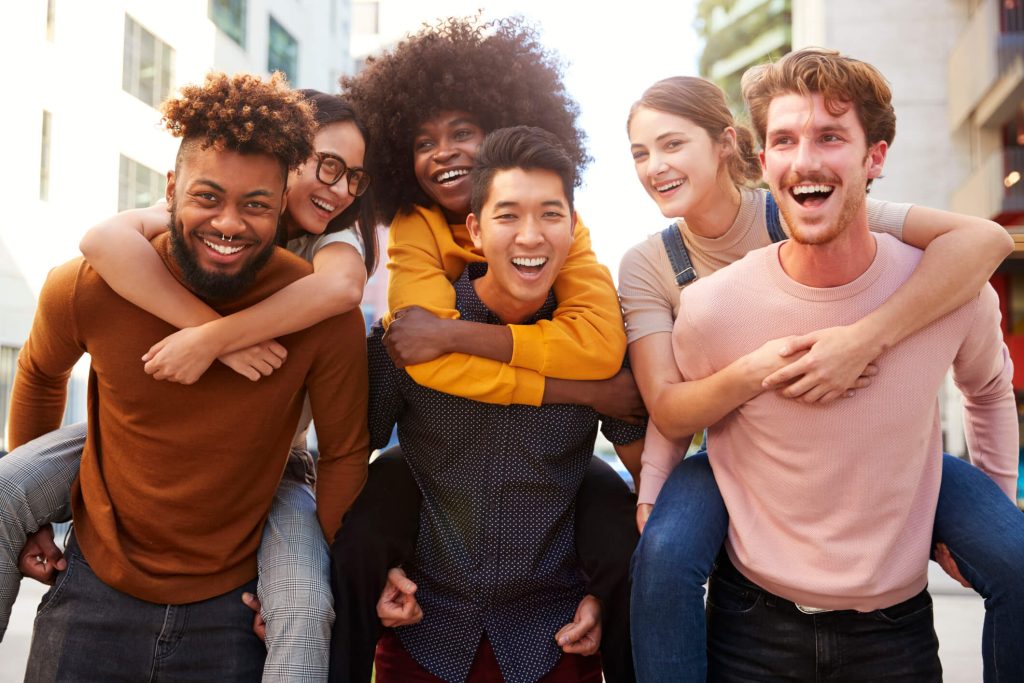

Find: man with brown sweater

[8,73,369,680]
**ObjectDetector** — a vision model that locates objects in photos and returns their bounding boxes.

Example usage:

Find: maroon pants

[374,630,604,683]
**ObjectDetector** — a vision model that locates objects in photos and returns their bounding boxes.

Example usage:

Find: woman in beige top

[622,76,1021,682]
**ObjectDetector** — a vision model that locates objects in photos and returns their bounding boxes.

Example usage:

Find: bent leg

[329,446,422,683]
[574,456,638,683]
[933,452,1024,683]
[258,448,332,683]
[629,451,728,683]
[0,422,85,642]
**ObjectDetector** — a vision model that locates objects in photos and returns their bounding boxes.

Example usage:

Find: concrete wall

[792,0,970,209]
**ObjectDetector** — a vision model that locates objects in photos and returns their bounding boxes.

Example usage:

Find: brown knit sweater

[9,234,369,604]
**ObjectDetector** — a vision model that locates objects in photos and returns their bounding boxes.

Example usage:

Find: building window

[353,1,379,35]
[209,0,246,47]
[118,155,164,211]
[122,14,175,109]
[0,345,20,453]
[46,0,56,41]
[40,111,52,201]
[268,16,298,81]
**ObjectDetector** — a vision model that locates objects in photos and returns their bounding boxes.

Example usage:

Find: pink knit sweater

[673,235,1016,610]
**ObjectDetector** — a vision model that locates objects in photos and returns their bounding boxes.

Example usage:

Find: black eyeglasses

[315,152,372,197]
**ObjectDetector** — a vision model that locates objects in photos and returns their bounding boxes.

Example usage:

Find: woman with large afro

[329,16,642,683]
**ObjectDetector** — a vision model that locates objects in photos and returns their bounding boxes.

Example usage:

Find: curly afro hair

[162,71,316,174]
[342,16,589,222]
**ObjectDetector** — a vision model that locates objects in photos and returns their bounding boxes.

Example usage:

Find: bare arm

[543,368,647,425]
[192,241,366,355]
[383,306,513,367]
[81,205,286,382]
[613,439,643,489]
[765,207,1012,401]
[80,203,219,328]
[635,332,795,442]
[85,202,367,382]
[142,240,365,383]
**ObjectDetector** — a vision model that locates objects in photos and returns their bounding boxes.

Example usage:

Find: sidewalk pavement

[0,564,986,682]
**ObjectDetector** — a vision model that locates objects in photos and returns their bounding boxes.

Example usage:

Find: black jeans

[706,552,942,682]
[25,534,264,682]
[328,446,638,683]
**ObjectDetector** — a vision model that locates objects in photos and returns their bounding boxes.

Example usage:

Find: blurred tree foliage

[694,0,791,111]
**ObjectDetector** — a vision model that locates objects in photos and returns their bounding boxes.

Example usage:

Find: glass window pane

[268,16,298,81]
[122,15,175,108]
[119,155,164,211]
[210,0,246,47]
[122,15,136,95]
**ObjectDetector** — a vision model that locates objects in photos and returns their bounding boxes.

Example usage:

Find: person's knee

[260,570,336,632]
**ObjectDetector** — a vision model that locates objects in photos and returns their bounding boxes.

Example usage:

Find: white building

[0,0,352,449]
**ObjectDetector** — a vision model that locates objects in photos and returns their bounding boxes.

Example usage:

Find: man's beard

[777,172,866,247]
[167,206,276,301]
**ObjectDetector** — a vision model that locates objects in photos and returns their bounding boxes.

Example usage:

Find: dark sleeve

[600,417,647,445]
[367,321,403,450]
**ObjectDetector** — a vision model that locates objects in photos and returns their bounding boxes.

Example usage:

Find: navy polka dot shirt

[367,264,643,683]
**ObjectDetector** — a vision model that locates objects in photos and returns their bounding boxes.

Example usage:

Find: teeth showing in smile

[435,169,469,184]
[791,184,834,195]
[512,257,547,268]
[790,183,835,206]
[203,239,245,256]
[655,179,685,193]
[311,196,336,213]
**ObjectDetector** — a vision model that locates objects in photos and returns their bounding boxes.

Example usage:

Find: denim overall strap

[765,192,787,243]
[660,223,697,287]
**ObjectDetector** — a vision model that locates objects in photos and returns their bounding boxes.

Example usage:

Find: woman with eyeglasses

[0,89,377,682]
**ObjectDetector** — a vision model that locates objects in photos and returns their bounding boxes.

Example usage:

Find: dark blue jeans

[706,551,941,682]
[25,535,265,682]
[630,452,1024,682]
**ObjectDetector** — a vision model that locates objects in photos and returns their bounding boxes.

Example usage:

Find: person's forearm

[542,377,595,406]
[202,271,364,356]
[86,229,220,329]
[651,356,764,441]
[446,320,513,363]
[613,439,644,486]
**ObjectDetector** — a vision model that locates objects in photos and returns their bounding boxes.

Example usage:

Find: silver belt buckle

[795,603,833,615]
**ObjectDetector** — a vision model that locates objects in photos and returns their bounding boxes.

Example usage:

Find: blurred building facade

[0,0,353,450]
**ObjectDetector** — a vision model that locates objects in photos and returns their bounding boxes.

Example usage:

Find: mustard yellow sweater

[385,203,626,405]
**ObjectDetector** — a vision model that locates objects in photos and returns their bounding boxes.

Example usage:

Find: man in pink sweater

[659,48,1017,681]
